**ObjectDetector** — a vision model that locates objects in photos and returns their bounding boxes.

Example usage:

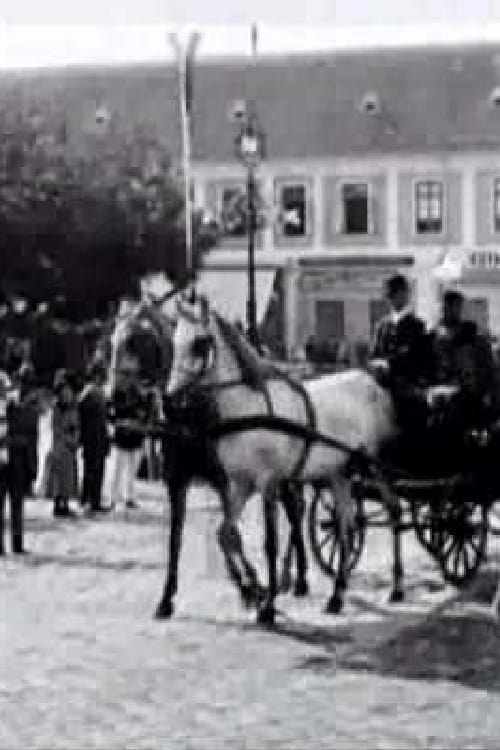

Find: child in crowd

[50,369,80,518]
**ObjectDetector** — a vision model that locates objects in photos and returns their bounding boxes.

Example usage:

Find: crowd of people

[0,312,163,556]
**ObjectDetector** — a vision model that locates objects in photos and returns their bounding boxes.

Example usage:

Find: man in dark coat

[0,367,40,555]
[369,273,431,434]
[429,289,498,431]
[370,274,430,386]
[79,363,110,513]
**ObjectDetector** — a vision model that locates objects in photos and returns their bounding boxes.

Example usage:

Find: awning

[197,269,276,325]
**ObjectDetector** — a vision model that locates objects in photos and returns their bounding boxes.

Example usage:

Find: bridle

[172,296,247,393]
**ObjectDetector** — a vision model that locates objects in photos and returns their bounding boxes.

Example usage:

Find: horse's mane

[213,312,280,390]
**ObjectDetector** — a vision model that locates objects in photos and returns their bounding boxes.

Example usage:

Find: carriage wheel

[308,485,366,579]
[411,500,445,560]
[437,498,489,587]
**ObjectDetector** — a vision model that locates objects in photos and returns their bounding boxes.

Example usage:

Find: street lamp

[235,112,265,351]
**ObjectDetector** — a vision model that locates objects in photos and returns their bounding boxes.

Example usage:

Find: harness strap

[206,367,316,480]
[206,413,414,481]
[281,374,317,481]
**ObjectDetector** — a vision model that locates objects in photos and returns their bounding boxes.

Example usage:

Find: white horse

[159,290,398,624]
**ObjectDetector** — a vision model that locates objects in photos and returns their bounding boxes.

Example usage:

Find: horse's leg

[155,478,187,620]
[280,482,309,597]
[216,480,264,608]
[216,518,263,607]
[388,497,405,603]
[258,485,279,626]
[325,477,352,615]
[279,535,294,594]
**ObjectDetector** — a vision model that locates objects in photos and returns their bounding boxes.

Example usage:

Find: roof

[3,42,500,161]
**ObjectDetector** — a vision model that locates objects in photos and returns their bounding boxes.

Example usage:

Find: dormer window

[95,104,111,126]
[489,86,500,109]
[359,91,381,116]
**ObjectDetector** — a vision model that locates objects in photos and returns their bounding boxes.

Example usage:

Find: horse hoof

[279,575,292,594]
[325,595,343,615]
[154,599,174,620]
[241,586,259,610]
[293,579,309,598]
[257,605,276,626]
[389,589,404,604]
[251,582,267,604]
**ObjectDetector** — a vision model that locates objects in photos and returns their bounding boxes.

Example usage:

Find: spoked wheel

[411,500,445,560]
[308,484,366,579]
[436,496,489,587]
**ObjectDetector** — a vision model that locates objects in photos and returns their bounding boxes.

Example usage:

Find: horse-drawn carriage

[307,383,499,591]
[110,288,500,623]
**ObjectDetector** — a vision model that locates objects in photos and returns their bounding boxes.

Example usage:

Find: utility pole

[168,30,201,278]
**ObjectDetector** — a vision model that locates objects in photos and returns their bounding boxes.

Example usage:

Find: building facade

[196,151,500,357]
[5,43,500,356]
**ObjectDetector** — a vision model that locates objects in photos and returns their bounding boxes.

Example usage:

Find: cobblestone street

[2,484,500,749]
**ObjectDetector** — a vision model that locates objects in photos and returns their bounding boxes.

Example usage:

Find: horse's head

[166,287,216,395]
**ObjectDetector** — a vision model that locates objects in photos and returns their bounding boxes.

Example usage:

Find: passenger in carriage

[368,273,431,438]
[428,289,499,433]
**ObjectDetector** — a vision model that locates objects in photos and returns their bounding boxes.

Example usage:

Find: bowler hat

[385,273,409,298]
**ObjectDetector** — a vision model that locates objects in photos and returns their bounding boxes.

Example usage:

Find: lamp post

[235,114,264,351]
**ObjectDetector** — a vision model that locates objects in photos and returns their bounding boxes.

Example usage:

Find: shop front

[291,255,415,357]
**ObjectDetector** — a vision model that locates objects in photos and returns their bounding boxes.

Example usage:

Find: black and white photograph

[3,1,500,747]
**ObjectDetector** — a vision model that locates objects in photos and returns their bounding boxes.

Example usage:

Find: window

[342,183,369,234]
[220,187,246,237]
[493,178,500,233]
[279,184,307,237]
[415,180,443,234]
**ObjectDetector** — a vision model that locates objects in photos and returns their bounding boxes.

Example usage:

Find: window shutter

[306,194,314,237]
[367,185,376,235]
[334,182,344,234]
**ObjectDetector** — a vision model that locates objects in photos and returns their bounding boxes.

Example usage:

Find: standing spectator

[50,370,80,518]
[10,363,41,499]
[0,371,13,555]
[109,352,149,510]
[1,365,42,554]
[79,363,110,514]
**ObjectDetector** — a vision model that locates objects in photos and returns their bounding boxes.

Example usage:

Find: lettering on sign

[299,269,390,293]
[469,251,500,269]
